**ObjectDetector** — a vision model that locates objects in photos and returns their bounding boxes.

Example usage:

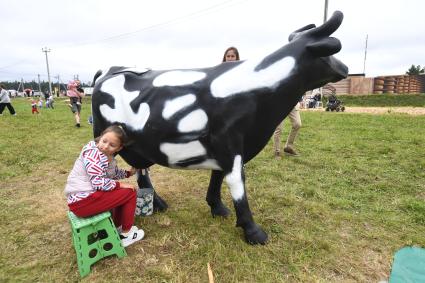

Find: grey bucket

[135,187,154,216]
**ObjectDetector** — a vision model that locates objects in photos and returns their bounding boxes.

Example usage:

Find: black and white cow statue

[91,11,348,244]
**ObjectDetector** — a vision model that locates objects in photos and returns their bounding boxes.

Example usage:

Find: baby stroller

[325,94,345,112]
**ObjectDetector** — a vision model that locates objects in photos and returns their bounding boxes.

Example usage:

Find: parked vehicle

[83,87,93,96]
[8,90,18,97]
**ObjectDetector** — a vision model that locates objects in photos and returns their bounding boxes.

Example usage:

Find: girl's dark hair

[95,125,128,145]
[222,46,240,62]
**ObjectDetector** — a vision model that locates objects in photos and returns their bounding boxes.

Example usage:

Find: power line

[0,59,30,71]
[1,0,247,81]
[0,70,47,77]
[56,0,245,48]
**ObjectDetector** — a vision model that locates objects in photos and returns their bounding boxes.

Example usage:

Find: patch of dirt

[303,107,425,115]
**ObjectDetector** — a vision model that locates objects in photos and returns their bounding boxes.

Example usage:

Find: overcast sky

[1,0,424,85]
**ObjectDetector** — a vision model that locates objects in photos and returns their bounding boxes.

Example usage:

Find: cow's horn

[312,10,343,37]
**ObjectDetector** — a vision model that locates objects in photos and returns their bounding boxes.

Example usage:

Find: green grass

[1,97,425,282]
[339,93,425,107]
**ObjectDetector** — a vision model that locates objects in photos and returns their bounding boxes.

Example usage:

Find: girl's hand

[129,167,137,176]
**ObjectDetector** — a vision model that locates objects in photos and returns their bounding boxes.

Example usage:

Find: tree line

[406,65,425,75]
[0,80,89,92]
[2,65,422,92]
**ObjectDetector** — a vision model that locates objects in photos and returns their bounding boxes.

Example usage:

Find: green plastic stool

[67,211,127,277]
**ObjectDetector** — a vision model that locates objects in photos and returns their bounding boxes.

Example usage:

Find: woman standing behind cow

[273,101,302,157]
[222,46,240,62]
[222,46,302,158]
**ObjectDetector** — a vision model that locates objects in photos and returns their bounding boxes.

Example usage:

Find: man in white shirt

[0,84,17,116]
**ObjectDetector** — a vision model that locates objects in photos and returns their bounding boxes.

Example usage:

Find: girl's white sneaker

[120,228,145,247]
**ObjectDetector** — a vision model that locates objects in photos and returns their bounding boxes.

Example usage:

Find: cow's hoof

[244,224,268,245]
[153,194,168,212]
[211,203,231,217]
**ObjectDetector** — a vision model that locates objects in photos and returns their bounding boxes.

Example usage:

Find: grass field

[1,96,425,282]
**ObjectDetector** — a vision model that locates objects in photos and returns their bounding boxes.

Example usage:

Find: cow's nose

[333,61,349,81]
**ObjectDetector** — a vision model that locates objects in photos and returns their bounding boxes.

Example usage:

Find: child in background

[31,99,39,114]
[38,98,43,109]
[64,125,144,247]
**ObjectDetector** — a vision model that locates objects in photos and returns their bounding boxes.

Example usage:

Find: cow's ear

[288,24,316,41]
[306,37,341,57]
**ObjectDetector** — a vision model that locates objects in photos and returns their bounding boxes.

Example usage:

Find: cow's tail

[92,70,103,87]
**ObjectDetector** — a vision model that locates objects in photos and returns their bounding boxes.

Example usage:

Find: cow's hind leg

[137,168,168,212]
[206,170,231,217]
[225,155,268,245]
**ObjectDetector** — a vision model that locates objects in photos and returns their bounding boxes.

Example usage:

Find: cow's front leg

[206,170,231,217]
[137,168,168,212]
[225,155,268,244]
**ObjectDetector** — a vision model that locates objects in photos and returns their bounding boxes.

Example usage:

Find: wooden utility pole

[42,47,53,95]
[323,0,328,23]
[363,34,368,75]
[37,74,42,93]
[57,75,60,95]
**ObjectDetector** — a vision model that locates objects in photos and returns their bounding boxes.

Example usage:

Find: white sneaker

[116,225,138,234]
[120,228,145,247]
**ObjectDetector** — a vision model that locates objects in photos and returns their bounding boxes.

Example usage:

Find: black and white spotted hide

[92,11,349,245]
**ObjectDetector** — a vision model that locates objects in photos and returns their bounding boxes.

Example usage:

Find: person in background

[311,87,322,108]
[75,80,87,124]
[47,94,54,109]
[221,47,302,158]
[31,99,39,114]
[75,80,84,105]
[0,84,17,116]
[222,46,240,62]
[44,90,49,102]
[38,98,43,109]
[67,80,84,127]
[64,125,144,247]
[273,100,302,157]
